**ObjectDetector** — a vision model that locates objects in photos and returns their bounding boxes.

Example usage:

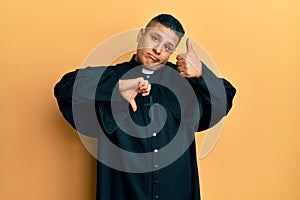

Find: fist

[176,38,202,78]
[119,77,151,112]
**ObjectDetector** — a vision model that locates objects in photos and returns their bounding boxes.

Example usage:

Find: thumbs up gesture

[176,38,202,78]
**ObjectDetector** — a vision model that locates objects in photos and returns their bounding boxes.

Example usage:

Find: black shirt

[54,55,236,200]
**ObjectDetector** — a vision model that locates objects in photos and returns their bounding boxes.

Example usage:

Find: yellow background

[1,0,299,199]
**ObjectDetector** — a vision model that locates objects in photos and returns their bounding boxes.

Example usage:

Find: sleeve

[188,62,236,132]
[54,66,124,135]
[54,66,122,104]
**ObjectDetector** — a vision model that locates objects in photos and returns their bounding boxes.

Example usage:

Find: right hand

[119,77,151,112]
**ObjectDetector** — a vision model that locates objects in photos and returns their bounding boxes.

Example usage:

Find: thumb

[129,89,139,112]
[129,99,137,112]
[186,38,194,52]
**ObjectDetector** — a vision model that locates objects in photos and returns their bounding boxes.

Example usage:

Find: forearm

[188,63,236,131]
[54,66,122,136]
[54,66,121,104]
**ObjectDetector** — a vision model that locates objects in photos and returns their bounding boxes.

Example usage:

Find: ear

[136,28,145,42]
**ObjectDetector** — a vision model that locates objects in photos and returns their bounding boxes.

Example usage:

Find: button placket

[152,130,160,200]
[152,135,159,170]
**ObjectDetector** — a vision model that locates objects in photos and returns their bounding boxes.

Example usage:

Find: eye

[151,35,159,42]
[163,44,174,52]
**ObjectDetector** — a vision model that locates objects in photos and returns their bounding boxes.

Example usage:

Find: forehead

[146,22,180,46]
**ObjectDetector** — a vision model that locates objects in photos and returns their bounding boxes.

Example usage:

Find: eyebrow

[166,42,175,49]
[152,32,162,39]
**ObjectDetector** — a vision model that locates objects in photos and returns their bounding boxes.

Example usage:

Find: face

[135,22,180,70]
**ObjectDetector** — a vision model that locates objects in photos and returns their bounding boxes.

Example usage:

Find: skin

[119,22,203,111]
[135,22,179,70]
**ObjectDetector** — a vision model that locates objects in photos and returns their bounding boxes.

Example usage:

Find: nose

[153,43,162,54]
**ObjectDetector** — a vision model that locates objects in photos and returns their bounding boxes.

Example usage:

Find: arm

[54,65,152,134]
[188,64,236,131]
[176,38,236,131]
[54,66,121,134]
[54,66,121,104]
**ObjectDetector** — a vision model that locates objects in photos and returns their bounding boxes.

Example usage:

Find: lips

[148,53,159,62]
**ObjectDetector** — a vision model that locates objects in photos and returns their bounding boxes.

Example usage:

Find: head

[135,14,185,70]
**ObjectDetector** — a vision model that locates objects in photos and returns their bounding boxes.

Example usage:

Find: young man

[54,14,236,200]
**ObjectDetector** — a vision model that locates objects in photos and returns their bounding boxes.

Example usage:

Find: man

[54,14,236,200]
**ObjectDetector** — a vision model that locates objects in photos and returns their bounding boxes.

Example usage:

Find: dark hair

[146,14,185,41]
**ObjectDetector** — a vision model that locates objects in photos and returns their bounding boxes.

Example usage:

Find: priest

[54,14,236,200]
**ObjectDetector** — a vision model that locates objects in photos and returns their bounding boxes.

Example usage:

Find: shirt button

[154,164,158,168]
[154,179,159,184]
[155,195,159,199]
[152,132,157,137]
[154,149,158,153]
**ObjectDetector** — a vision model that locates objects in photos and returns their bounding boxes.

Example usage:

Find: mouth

[147,53,159,62]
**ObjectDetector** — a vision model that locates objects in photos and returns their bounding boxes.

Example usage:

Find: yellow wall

[1,0,299,199]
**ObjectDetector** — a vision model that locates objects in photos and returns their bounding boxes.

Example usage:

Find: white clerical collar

[142,67,154,75]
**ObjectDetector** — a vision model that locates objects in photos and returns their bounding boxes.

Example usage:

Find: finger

[177,66,184,73]
[179,68,191,77]
[141,84,151,95]
[142,84,151,96]
[142,91,150,96]
[186,38,194,52]
[146,83,151,92]
[129,99,137,112]
[176,54,183,60]
[136,77,145,88]
[139,87,150,94]
[176,59,186,66]
[139,79,149,87]
[179,71,187,78]
[139,80,149,91]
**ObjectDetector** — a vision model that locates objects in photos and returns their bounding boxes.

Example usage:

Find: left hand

[176,38,202,78]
